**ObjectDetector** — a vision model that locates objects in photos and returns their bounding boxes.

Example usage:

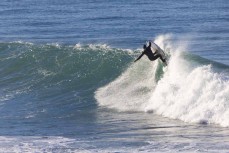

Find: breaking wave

[95,34,229,127]
[1,34,229,127]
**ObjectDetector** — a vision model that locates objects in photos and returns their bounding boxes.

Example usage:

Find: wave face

[0,42,134,119]
[95,34,229,127]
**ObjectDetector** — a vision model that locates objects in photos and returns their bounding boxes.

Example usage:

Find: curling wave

[95,34,229,127]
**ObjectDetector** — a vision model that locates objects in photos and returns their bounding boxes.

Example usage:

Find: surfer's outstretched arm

[134,52,144,62]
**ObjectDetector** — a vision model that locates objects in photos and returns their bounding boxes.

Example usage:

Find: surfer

[134,42,167,65]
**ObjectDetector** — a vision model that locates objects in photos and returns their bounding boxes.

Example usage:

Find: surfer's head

[143,44,147,49]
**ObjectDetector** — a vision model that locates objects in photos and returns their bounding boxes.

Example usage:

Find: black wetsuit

[134,42,166,63]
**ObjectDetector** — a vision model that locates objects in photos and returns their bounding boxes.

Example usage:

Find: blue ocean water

[0,0,229,152]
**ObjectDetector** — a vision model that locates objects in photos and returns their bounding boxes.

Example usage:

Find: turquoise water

[0,0,229,152]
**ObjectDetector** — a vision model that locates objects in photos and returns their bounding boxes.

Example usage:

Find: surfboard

[150,42,168,65]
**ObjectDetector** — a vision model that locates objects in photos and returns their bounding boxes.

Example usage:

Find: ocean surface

[0,0,229,152]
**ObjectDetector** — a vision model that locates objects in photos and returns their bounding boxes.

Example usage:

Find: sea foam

[95,34,229,127]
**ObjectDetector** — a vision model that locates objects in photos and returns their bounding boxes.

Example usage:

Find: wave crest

[95,34,229,127]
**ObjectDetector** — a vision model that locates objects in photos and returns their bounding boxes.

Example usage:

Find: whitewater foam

[95,58,157,111]
[95,34,229,127]
[0,136,75,153]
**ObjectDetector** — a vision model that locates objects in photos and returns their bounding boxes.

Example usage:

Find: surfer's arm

[134,52,144,62]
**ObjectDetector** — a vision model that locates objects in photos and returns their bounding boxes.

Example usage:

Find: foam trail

[95,34,229,127]
[95,58,158,111]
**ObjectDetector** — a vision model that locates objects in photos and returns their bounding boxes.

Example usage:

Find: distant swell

[95,34,229,127]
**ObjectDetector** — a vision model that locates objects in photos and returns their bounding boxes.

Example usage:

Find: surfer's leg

[150,55,166,63]
[152,55,160,61]
[154,55,164,62]
[160,56,166,63]
[159,56,167,65]
[157,55,167,65]
[149,55,158,61]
